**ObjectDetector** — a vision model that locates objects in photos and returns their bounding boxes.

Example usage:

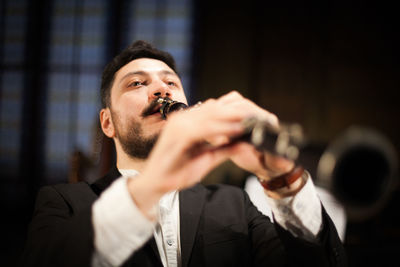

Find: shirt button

[281,206,290,215]
[166,239,173,246]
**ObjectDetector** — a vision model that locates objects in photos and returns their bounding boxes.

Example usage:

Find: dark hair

[100,40,178,108]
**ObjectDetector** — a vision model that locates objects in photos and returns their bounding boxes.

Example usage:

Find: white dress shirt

[92,170,322,267]
[244,174,347,241]
[154,190,181,267]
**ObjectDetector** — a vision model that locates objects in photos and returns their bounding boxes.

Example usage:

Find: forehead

[115,58,177,81]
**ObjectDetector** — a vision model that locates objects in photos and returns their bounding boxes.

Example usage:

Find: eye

[167,81,176,87]
[128,81,144,87]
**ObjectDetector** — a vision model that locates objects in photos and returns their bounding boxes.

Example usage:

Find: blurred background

[1,0,399,266]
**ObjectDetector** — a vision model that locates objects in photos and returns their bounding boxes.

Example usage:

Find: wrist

[258,165,305,199]
[264,176,305,199]
[127,176,163,220]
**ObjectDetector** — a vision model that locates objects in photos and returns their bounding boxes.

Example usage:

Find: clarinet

[157,97,305,161]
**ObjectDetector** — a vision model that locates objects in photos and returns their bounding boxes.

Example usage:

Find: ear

[100,108,115,138]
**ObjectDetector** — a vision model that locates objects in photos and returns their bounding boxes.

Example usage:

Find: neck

[116,152,148,173]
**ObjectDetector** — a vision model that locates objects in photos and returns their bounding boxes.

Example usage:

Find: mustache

[141,97,165,118]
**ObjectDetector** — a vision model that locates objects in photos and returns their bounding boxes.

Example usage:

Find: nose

[150,80,171,99]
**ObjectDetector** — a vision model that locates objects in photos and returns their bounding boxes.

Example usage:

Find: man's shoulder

[37,181,97,212]
[41,181,93,196]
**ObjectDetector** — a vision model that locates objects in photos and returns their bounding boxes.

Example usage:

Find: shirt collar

[119,169,140,178]
[118,168,178,211]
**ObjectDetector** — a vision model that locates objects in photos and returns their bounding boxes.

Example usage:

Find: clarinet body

[157,97,305,160]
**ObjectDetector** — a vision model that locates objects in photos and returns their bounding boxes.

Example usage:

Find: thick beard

[112,111,159,160]
[118,122,159,159]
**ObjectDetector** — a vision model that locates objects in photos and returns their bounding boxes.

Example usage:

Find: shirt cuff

[92,175,156,266]
[265,171,322,241]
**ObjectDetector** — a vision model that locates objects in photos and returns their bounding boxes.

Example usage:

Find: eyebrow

[118,70,178,85]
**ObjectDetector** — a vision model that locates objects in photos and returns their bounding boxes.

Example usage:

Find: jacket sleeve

[18,184,96,267]
[244,189,348,266]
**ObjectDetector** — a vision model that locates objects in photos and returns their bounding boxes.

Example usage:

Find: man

[20,40,346,266]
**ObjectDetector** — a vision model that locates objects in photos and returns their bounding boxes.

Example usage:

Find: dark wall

[194,1,399,145]
[193,1,400,266]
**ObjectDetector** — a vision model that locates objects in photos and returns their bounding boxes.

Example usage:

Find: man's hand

[215,92,294,176]
[128,93,246,217]
[214,92,304,199]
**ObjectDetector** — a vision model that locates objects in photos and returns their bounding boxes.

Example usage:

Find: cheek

[119,92,147,115]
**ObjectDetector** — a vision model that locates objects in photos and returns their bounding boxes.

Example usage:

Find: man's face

[106,58,187,159]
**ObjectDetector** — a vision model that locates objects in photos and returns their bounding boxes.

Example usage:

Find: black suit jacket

[19,167,347,266]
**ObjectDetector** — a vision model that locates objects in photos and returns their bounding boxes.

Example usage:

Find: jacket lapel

[90,165,122,195]
[179,184,207,267]
[90,166,163,266]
